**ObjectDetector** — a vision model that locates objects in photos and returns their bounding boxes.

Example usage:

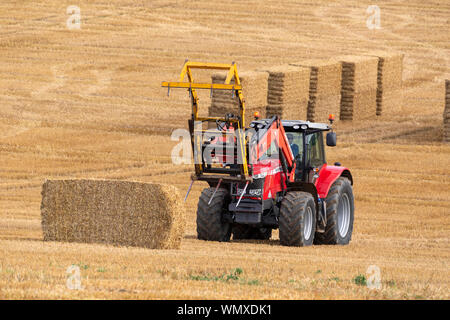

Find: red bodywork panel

[314,163,351,198]
[250,118,293,167]
[253,162,350,200]
[252,159,287,200]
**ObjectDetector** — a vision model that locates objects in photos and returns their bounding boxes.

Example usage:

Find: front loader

[162,61,354,246]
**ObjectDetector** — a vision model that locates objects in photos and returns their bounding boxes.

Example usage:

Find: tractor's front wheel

[314,177,354,245]
[279,191,316,246]
[196,187,231,242]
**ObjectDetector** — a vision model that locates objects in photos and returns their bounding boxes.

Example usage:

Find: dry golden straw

[338,55,379,120]
[262,65,310,120]
[290,59,342,122]
[209,71,268,126]
[444,80,450,143]
[366,51,404,116]
[41,179,185,249]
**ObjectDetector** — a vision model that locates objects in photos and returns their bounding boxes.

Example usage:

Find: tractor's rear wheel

[279,191,316,246]
[232,225,272,240]
[196,187,231,242]
[314,177,354,245]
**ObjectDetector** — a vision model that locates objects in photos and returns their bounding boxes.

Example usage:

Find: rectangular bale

[41,179,186,249]
[366,51,404,115]
[338,55,379,120]
[290,59,342,122]
[263,65,310,120]
[445,80,450,142]
[209,71,268,126]
[309,95,342,123]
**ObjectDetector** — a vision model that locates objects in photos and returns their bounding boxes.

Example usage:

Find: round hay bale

[41,179,186,249]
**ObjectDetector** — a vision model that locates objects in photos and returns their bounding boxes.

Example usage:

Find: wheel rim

[304,206,313,240]
[338,193,351,237]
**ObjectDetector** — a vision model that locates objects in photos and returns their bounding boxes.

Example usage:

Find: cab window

[258,138,279,161]
[306,132,325,167]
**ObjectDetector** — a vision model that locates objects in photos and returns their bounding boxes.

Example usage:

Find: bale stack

[41,179,185,249]
[209,71,268,126]
[444,80,450,143]
[367,51,404,115]
[290,59,342,122]
[338,55,379,120]
[264,65,310,120]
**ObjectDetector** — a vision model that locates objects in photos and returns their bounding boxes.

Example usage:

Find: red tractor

[163,61,354,246]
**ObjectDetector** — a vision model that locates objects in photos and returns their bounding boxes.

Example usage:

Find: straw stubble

[444,80,450,142]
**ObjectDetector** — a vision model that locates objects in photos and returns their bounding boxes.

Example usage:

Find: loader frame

[162,61,251,182]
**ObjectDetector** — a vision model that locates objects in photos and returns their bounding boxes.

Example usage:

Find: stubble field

[0,0,449,299]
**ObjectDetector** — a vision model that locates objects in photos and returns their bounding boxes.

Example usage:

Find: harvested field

[41,179,185,249]
[0,0,449,300]
[445,80,450,142]
[264,65,310,119]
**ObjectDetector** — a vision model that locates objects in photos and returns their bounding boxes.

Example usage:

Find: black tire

[314,177,354,245]
[196,187,231,242]
[232,225,272,240]
[279,192,316,246]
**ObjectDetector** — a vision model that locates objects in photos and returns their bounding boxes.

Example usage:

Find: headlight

[300,124,308,130]
[293,125,300,129]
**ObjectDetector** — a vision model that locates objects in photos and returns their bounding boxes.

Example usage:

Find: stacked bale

[264,65,310,120]
[209,71,268,126]
[290,59,342,122]
[338,55,379,120]
[41,179,185,249]
[367,51,404,115]
[445,80,450,143]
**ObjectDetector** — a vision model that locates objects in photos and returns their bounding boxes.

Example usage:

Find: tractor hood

[251,159,282,179]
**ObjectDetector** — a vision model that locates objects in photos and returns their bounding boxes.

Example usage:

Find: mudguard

[315,163,353,199]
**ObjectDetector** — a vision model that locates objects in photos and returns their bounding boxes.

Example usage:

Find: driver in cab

[287,133,299,158]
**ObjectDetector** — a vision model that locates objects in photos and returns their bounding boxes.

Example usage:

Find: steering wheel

[216,119,227,132]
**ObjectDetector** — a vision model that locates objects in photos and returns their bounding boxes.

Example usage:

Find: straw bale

[263,65,310,120]
[338,55,379,120]
[41,179,185,249]
[290,59,342,122]
[309,95,342,123]
[209,71,268,126]
[364,51,404,115]
[445,80,450,142]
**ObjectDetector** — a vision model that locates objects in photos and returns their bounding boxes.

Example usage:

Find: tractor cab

[248,118,336,184]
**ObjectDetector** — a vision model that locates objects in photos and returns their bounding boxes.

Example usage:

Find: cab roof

[250,119,331,131]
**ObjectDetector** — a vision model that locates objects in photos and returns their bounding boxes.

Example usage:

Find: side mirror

[326,132,337,147]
